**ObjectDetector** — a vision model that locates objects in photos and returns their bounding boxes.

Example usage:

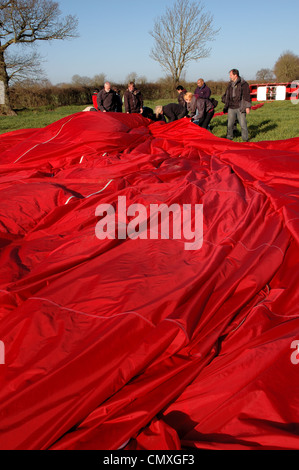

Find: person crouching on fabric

[154,103,188,122]
[184,92,215,130]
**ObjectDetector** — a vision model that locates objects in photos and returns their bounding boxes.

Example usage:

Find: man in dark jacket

[176,85,187,109]
[155,103,188,122]
[222,69,251,141]
[97,82,118,112]
[112,87,123,112]
[194,78,211,99]
[124,82,143,114]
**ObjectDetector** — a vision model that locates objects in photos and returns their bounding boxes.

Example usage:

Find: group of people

[155,78,217,130]
[95,81,144,114]
[88,69,252,142]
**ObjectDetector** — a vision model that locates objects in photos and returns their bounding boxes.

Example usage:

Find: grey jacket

[187,96,215,120]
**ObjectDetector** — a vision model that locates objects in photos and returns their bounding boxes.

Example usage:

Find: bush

[9,79,231,110]
[10,83,93,109]
[274,51,299,82]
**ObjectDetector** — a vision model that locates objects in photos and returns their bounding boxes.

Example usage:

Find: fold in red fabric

[0,111,298,450]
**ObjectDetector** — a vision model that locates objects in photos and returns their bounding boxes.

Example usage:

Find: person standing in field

[124,82,144,114]
[222,69,251,141]
[97,82,118,112]
[176,85,188,109]
[194,78,211,99]
[112,87,123,112]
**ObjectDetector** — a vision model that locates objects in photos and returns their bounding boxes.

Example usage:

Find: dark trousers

[194,110,214,129]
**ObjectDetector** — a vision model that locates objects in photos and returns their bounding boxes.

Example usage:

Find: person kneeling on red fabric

[184,92,216,130]
[154,103,188,122]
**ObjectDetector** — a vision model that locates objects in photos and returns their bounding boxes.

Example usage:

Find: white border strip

[14,116,75,164]
[64,179,114,205]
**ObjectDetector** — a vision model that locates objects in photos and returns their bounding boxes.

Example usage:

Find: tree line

[9,78,231,110]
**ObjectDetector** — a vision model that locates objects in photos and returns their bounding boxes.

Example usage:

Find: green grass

[0,105,85,135]
[147,97,299,142]
[0,99,298,142]
[210,97,299,142]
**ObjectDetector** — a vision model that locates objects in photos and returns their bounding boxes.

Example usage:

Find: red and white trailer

[250,81,299,101]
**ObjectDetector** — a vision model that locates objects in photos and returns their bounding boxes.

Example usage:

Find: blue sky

[36,0,298,84]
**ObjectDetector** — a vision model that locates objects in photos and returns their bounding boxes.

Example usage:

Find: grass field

[0,98,298,142]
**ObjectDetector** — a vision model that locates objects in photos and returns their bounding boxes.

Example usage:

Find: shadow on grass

[211,118,278,140]
[248,120,278,139]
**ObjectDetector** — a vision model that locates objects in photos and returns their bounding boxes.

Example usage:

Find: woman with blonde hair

[184,92,216,130]
[155,105,163,119]
[184,92,197,115]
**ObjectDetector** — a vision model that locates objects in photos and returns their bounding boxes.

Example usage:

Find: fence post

[0,81,5,105]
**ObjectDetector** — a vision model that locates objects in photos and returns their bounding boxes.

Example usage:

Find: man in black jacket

[222,69,251,141]
[155,103,188,122]
[97,82,118,112]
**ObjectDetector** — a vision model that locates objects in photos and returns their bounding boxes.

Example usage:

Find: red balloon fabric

[0,111,299,450]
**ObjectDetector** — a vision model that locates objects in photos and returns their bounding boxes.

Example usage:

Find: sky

[35,0,298,85]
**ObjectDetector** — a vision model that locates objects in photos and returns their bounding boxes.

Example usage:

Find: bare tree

[72,74,92,87]
[149,0,219,87]
[71,73,107,89]
[5,48,45,83]
[138,75,147,85]
[0,0,78,114]
[256,68,274,82]
[91,73,106,88]
[125,71,138,84]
